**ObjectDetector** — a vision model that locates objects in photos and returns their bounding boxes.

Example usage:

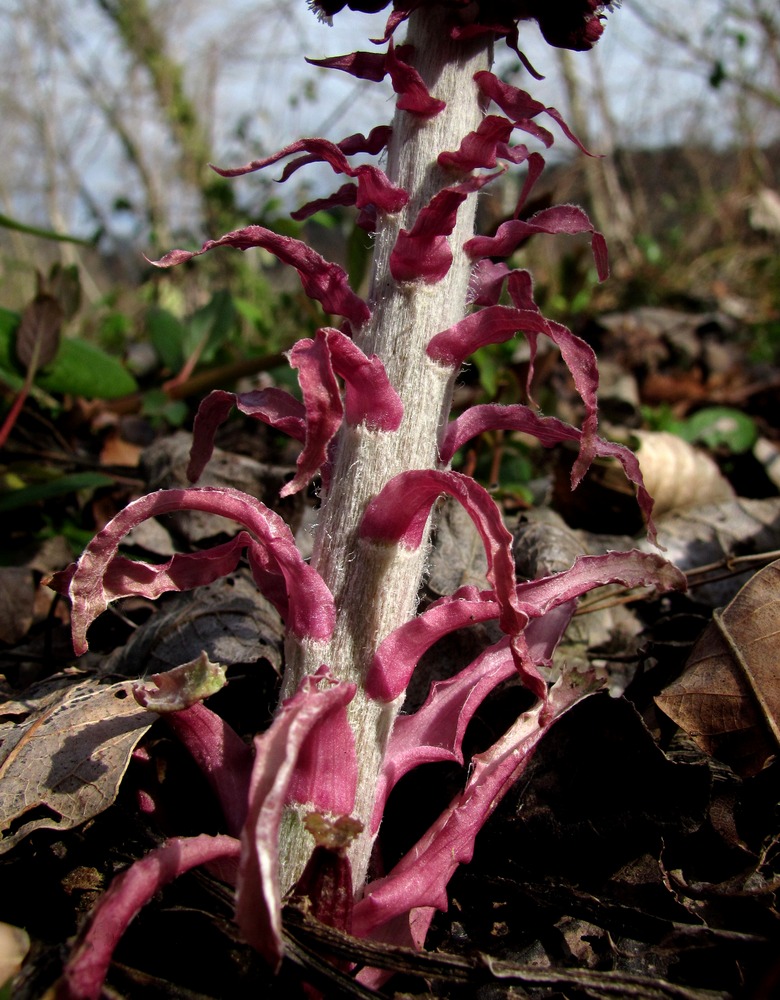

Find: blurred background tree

[0,0,778,348]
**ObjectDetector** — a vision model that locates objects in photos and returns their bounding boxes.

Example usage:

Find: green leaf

[0,472,114,512]
[305,210,338,230]
[147,306,187,370]
[141,388,188,428]
[233,295,268,328]
[186,290,237,363]
[499,448,533,490]
[99,311,133,353]
[641,403,687,436]
[680,406,758,453]
[473,345,499,399]
[0,309,136,399]
[37,339,137,399]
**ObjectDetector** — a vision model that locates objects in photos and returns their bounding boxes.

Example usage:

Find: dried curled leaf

[133,653,227,713]
[0,678,157,854]
[610,431,735,517]
[15,293,62,371]
[656,559,780,776]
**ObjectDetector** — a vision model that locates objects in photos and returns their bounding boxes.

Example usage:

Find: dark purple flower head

[521,0,612,50]
[310,0,615,51]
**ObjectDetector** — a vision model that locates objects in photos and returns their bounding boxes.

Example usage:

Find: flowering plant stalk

[53,2,686,996]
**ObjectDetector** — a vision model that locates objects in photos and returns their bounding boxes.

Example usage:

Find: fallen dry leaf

[15,294,62,372]
[0,920,29,987]
[99,428,143,467]
[102,571,284,677]
[0,677,158,855]
[0,567,36,645]
[655,558,780,776]
[639,496,780,607]
[427,496,490,597]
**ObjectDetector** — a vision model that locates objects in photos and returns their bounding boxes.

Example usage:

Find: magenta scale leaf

[354,673,600,966]
[385,40,446,117]
[285,334,344,497]
[360,469,544,694]
[475,70,594,153]
[468,259,511,306]
[279,125,392,181]
[210,137,407,216]
[389,173,503,283]
[427,303,602,487]
[426,304,551,368]
[323,327,404,429]
[367,584,500,702]
[149,227,370,329]
[438,115,515,171]
[307,49,388,82]
[235,667,357,970]
[60,835,242,1000]
[57,487,336,652]
[468,262,540,310]
[292,181,360,222]
[389,187,470,283]
[158,704,254,837]
[187,387,306,483]
[371,639,517,828]
[285,328,403,494]
[367,550,685,704]
[308,42,445,117]
[465,205,609,281]
[441,402,658,538]
[285,696,358,815]
[187,331,401,499]
[289,815,363,938]
[513,150,546,214]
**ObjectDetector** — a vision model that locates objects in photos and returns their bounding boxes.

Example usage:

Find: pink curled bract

[285,328,403,496]
[440,402,658,540]
[359,469,542,691]
[149,226,370,329]
[187,387,306,484]
[186,332,402,500]
[59,487,336,652]
[465,203,609,281]
[390,174,500,283]
[60,835,242,1000]
[235,667,357,970]
[308,42,444,117]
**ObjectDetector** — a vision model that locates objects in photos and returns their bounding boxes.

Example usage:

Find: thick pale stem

[279,8,493,893]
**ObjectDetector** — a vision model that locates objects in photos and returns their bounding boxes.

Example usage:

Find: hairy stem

[279,8,493,894]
